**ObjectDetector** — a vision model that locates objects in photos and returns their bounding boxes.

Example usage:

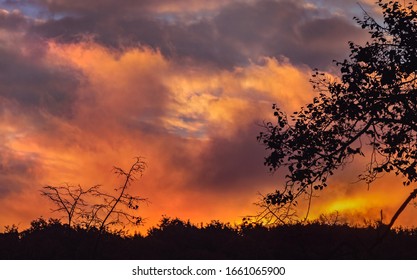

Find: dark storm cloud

[0,9,28,30]
[0,148,41,195]
[24,0,370,69]
[211,0,367,69]
[31,0,151,14]
[184,125,279,193]
[294,16,368,67]
[0,34,83,118]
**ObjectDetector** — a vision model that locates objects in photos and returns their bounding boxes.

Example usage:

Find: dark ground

[1,217,417,259]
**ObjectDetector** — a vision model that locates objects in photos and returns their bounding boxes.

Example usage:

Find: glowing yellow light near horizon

[326,198,368,213]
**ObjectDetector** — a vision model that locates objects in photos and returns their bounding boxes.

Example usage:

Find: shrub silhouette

[3,217,417,259]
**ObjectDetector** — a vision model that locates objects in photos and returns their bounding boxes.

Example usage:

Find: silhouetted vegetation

[41,157,148,232]
[257,0,417,230]
[2,217,417,259]
[39,157,148,258]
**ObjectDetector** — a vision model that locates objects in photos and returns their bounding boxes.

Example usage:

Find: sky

[1,0,416,233]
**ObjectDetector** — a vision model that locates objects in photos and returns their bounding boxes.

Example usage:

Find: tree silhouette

[41,184,100,228]
[258,0,417,228]
[93,157,148,233]
[41,157,148,233]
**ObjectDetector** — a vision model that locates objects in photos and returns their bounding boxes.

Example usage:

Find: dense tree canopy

[258,0,417,223]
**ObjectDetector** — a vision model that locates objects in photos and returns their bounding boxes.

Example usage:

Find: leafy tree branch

[258,1,417,229]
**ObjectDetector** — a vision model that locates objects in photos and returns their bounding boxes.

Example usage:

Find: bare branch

[41,157,148,234]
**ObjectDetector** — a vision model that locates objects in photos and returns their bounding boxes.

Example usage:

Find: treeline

[2,217,417,259]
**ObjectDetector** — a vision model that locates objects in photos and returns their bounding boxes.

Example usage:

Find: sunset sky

[1,0,416,233]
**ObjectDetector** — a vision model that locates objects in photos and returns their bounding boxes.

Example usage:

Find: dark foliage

[257,0,417,224]
[2,217,417,259]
